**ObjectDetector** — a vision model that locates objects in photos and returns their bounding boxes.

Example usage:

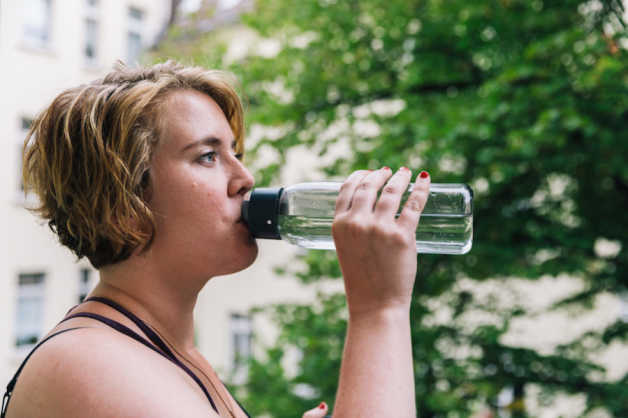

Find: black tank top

[1,296,250,418]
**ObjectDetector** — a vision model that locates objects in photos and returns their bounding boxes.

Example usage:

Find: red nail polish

[419,171,429,179]
[383,166,390,171]
[319,402,327,409]
[400,166,409,171]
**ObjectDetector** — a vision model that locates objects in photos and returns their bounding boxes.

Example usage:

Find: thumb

[302,401,329,418]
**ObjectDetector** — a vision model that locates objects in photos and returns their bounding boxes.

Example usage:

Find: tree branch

[149,0,183,50]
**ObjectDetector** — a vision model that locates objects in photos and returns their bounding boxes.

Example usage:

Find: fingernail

[382,166,390,171]
[400,166,410,172]
[319,402,327,409]
[419,171,429,179]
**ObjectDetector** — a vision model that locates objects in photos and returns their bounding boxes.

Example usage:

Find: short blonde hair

[23,61,245,268]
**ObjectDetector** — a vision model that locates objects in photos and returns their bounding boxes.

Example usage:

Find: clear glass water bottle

[241,182,473,254]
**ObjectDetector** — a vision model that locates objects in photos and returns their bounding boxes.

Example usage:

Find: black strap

[80,297,251,417]
[2,327,87,418]
[3,298,251,418]
[59,311,220,414]
[83,297,178,361]
[59,313,169,360]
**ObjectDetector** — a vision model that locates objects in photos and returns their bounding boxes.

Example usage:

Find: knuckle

[349,219,369,234]
[341,218,376,238]
[376,198,393,211]
[363,222,379,235]
[357,181,372,191]
[382,184,398,195]
[405,197,423,212]
[333,212,348,225]
[339,182,352,194]
[389,230,409,246]
[346,170,369,184]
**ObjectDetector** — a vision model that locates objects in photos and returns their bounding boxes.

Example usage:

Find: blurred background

[1,0,627,417]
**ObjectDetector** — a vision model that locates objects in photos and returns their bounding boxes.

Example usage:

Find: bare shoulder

[7,327,218,418]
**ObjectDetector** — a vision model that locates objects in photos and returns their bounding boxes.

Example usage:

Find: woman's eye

[199,151,217,163]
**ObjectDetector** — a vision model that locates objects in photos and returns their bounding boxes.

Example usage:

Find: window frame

[16,116,34,203]
[126,6,144,64]
[14,272,47,353]
[21,0,53,50]
[229,312,253,384]
[83,0,100,67]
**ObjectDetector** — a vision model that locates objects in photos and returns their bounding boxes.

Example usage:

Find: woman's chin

[244,240,259,267]
[232,239,259,273]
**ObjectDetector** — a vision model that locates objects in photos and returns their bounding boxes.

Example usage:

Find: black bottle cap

[241,187,284,240]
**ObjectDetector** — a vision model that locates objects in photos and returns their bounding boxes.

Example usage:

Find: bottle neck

[241,187,284,239]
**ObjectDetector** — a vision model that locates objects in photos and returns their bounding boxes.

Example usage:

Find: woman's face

[145,89,258,279]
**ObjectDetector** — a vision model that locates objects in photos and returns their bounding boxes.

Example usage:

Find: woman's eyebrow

[181,136,237,153]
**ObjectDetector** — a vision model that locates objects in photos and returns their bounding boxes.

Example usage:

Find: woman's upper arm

[10,328,218,418]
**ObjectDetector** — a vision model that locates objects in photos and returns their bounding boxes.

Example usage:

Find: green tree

[152,0,627,416]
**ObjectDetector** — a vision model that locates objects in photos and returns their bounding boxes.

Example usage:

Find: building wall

[0,0,330,389]
[0,0,172,384]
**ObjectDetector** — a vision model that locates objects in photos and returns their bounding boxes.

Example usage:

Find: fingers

[396,170,430,231]
[348,167,393,214]
[373,167,412,219]
[335,170,370,213]
[302,402,328,418]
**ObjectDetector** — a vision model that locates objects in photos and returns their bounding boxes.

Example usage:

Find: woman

[3,61,430,418]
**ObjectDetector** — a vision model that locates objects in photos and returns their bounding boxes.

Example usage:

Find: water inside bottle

[277,213,473,254]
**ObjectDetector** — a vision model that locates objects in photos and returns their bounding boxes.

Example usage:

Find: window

[127,32,142,63]
[126,6,144,64]
[217,0,242,11]
[84,0,99,65]
[84,18,98,63]
[180,0,202,14]
[78,268,95,303]
[230,313,252,383]
[17,117,33,194]
[21,117,33,131]
[22,0,52,49]
[15,273,46,348]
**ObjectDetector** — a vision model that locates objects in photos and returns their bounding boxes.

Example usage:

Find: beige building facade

[0,0,325,389]
[0,0,172,385]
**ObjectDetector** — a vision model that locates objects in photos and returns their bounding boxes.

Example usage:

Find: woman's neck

[91,257,208,353]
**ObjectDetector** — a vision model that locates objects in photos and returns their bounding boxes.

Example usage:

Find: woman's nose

[228,157,255,197]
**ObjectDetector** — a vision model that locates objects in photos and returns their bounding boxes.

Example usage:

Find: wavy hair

[22,61,245,268]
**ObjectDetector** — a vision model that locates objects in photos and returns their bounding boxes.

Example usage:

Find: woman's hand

[331,167,428,417]
[332,167,430,317]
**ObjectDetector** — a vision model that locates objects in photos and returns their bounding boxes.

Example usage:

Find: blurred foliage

[152,0,628,416]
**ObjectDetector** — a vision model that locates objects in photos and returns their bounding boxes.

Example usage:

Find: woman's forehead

[158,90,235,150]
